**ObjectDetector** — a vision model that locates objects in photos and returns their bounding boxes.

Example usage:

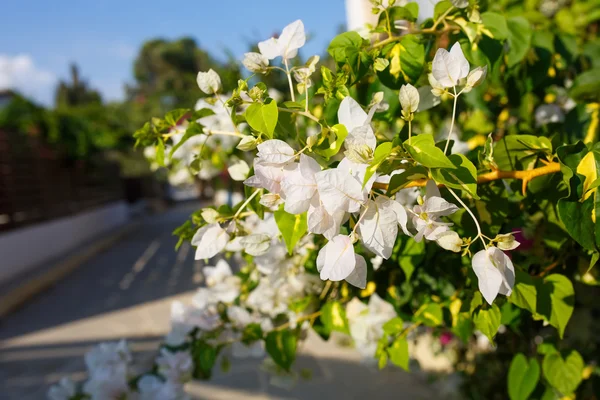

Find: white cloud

[0,54,56,105]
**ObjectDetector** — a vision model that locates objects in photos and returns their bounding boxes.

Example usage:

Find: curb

[0,220,141,319]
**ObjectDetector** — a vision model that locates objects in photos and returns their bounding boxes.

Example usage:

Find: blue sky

[0,0,346,105]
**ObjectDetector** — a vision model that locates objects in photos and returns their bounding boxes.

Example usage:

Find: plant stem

[408,119,412,145]
[443,86,458,154]
[373,162,562,192]
[446,187,487,249]
[283,58,296,102]
[233,189,260,219]
[278,107,320,123]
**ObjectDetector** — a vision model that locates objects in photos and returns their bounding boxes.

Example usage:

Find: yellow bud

[360,281,376,297]
[544,93,556,103]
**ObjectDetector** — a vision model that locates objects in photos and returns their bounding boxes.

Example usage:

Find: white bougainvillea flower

[156,348,193,383]
[259,193,283,208]
[338,96,377,151]
[243,52,269,73]
[316,235,357,281]
[258,20,306,60]
[240,234,271,256]
[344,254,367,289]
[315,166,366,215]
[137,375,187,400]
[244,159,295,194]
[196,69,222,94]
[192,223,230,260]
[358,198,400,259]
[495,232,521,251]
[256,139,296,165]
[411,181,459,242]
[203,259,234,287]
[48,377,77,400]
[307,204,345,240]
[346,294,397,359]
[227,158,250,181]
[399,83,420,115]
[472,247,516,304]
[281,154,321,214]
[436,230,463,252]
[431,43,470,88]
[464,65,487,92]
[535,104,565,127]
[417,85,442,111]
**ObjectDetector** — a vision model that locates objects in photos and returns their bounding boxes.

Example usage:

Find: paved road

[0,203,439,400]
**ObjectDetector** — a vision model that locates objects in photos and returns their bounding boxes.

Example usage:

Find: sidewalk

[0,202,438,400]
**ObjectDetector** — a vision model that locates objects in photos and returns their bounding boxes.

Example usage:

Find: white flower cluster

[48,340,192,400]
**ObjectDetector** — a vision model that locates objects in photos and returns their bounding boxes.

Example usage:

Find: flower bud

[464,66,487,92]
[495,233,520,251]
[236,135,259,151]
[242,52,269,73]
[196,69,222,94]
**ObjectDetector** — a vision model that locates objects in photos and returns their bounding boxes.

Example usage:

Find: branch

[373,162,561,195]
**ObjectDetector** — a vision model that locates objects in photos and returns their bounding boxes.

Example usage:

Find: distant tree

[129,37,241,111]
[55,64,103,108]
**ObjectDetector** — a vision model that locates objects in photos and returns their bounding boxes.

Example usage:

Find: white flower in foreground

[48,377,77,400]
[258,20,306,60]
[317,235,365,284]
[358,198,401,259]
[432,43,470,88]
[436,230,463,252]
[464,65,487,92]
[495,232,520,251]
[156,349,193,384]
[307,205,346,240]
[315,166,366,215]
[243,52,269,73]
[244,159,294,194]
[256,139,296,165]
[399,83,420,115]
[196,69,222,94]
[281,154,320,214]
[338,96,377,151]
[472,247,515,305]
[411,181,459,242]
[192,223,230,260]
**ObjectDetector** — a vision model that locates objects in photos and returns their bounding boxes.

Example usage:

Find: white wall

[0,201,130,284]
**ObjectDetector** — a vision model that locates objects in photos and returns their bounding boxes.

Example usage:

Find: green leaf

[266,329,297,371]
[245,99,278,138]
[164,108,189,126]
[386,166,429,196]
[156,140,165,167]
[388,336,410,371]
[241,323,263,345]
[431,154,479,199]
[328,31,364,64]
[397,236,425,281]
[473,303,501,342]
[415,302,443,327]
[569,67,600,102]
[493,134,553,170]
[506,17,533,67]
[314,124,348,160]
[481,12,510,40]
[169,121,203,160]
[383,316,404,335]
[274,207,308,254]
[191,340,219,379]
[542,350,584,395]
[320,301,350,335]
[377,35,425,89]
[379,4,419,27]
[509,272,574,338]
[364,142,394,187]
[404,134,456,169]
[508,353,540,400]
